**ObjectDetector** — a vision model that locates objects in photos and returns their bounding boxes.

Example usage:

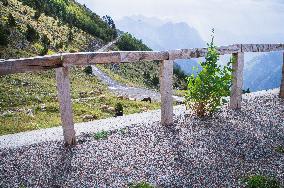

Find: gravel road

[0,89,283,187]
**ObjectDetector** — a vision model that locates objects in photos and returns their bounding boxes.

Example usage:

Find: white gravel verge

[0,106,186,149]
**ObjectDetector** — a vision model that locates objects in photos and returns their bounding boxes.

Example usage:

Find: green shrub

[41,34,50,46]
[129,182,154,188]
[0,24,10,46]
[115,102,123,116]
[185,34,233,116]
[275,145,284,154]
[39,46,48,56]
[117,33,151,51]
[33,10,41,20]
[84,66,93,75]
[93,130,109,140]
[26,24,39,43]
[243,175,280,188]
[8,13,16,27]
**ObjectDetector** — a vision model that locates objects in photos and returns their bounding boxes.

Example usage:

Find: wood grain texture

[230,52,244,109]
[280,52,284,98]
[56,67,76,146]
[0,55,62,75]
[160,60,173,126]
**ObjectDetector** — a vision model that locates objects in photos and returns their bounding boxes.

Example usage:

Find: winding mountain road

[91,38,183,102]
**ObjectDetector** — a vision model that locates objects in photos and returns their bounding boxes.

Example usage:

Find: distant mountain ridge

[244,52,283,91]
[116,15,205,50]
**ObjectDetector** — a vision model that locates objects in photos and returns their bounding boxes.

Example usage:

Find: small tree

[185,32,233,116]
[26,24,39,43]
[0,24,9,46]
[8,13,16,27]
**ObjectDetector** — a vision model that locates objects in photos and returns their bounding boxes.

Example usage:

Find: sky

[77,0,284,44]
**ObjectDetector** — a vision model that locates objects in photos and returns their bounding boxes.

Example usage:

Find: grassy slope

[0,0,160,136]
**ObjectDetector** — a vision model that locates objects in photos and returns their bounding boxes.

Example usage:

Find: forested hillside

[18,0,117,42]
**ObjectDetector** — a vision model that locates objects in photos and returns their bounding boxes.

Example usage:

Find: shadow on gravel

[0,91,283,187]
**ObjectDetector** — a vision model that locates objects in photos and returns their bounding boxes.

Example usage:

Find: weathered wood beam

[230,52,244,109]
[160,60,173,126]
[0,55,62,75]
[1,43,284,76]
[280,52,284,99]
[56,67,76,146]
[168,45,240,60]
[241,44,284,53]
[62,52,121,65]
[120,51,169,62]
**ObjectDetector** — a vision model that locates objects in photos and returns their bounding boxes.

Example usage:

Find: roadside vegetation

[185,33,233,116]
[243,175,280,188]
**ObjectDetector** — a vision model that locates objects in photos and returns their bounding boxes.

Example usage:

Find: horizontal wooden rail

[1,44,284,76]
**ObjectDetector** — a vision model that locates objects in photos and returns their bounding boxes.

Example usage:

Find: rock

[82,115,97,122]
[176,100,185,105]
[100,105,109,111]
[107,107,115,112]
[117,95,124,100]
[141,97,152,103]
[21,81,29,87]
[26,109,34,117]
[40,104,46,111]
[129,98,136,101]
[79,92,88,98]
[141,107,148,112]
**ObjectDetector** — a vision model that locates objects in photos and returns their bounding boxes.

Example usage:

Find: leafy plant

[115,102,123,117]
[129,182,154,188]
[185,32,233,116]
[243,175,280,188]
[8,13,17,27]
[93,130,109,140]
[26,24,39,43]
[84,66,93,75]
[0,24,10,46]
[275,145,284,154]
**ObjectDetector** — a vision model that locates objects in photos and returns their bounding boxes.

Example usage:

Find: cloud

[77,0,284,44]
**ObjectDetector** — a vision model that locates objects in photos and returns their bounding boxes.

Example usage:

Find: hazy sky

[77,0,284,44]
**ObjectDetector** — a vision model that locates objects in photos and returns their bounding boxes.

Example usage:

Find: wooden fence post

[159,60,173,126]
[280,52,284,98]
[56,67,76,146]
[230,52,244,109]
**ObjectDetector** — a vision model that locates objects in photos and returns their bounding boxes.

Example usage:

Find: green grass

[243,175,280,188]
[0,68,160,136]
[128,182,154,188]
[275,145,284,154]
[93,130,109,140]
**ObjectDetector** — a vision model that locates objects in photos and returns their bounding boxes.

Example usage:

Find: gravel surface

[0,89,283,187]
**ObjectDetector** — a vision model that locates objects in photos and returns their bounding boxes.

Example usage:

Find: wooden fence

[1,44,284,145]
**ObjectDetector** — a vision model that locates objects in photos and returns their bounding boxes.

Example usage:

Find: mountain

[116,15,205,75]
[244,52,283,91]
[116,15,205,50]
